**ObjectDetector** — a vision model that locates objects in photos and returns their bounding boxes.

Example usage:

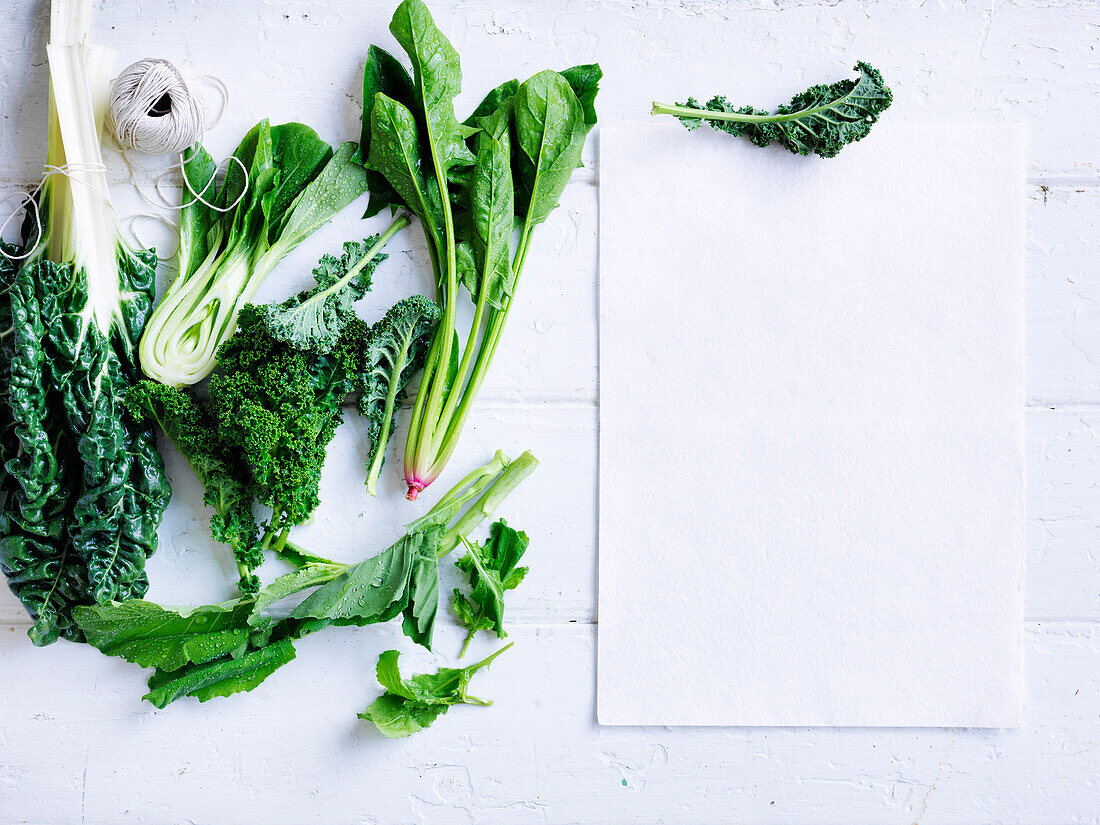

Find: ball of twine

[108,58,208,156]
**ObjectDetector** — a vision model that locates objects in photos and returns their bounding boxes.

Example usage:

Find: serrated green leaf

[453,519,529,652]
[74,599,256,671]
[358,693,448,738]
[143,638,296,709]
[359,643,511,738]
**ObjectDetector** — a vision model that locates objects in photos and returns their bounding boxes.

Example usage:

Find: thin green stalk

[437,450,538,558]
[431,277,491,455]
[411,131,463,484]
[405,450,509,536]
[427,225,536,478]
[459,629,476,658]
[651,97,862,125]
[403,224,447,478]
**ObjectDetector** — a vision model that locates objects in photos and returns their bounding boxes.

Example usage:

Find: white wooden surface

[1,1,1098,822]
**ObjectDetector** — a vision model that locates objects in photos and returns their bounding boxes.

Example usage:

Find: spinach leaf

[356,45,417,217]
[358,643,512,738]
[388,0,476,177]
[512,70,589,225]
[367,94,446,257]
[559,64,603,127]
[463,131,514,309]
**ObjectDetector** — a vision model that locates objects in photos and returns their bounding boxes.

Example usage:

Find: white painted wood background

[1,0,1097,822]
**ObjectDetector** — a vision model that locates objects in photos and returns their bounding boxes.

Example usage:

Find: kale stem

[437,451,538,558]
[651,99,850,125]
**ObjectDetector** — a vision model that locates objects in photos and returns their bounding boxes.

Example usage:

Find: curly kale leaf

[358,295,440,496]
[452,519,529,656]
[207,305,366,542]
[258,236,389,355]
[126,380,263,593]
[654,62,893,159]
[359,643,511,738]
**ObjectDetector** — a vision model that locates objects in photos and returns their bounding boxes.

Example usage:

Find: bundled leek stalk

[0,0,170,645]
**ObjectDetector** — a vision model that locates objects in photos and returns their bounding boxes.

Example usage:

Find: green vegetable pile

[0,11,170,645]
[3,0,896,742]
[651,62,892,158]
[355,0,601,500]
[74,451,536,709]
[137,123,377,386]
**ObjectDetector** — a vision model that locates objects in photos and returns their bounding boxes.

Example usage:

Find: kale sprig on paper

[652,62,892,158]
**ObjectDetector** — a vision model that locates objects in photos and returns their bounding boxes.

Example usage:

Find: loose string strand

[0,163,114,261]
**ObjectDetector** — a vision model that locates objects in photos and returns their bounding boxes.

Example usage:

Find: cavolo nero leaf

[359,643,512,738]
[652,62,893,159]
[359,295,440,496]
[452,519,528,655]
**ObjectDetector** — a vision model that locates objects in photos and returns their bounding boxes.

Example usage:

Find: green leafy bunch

[0,17,170,645]
[74,451,538,709]
[356,0,602,499]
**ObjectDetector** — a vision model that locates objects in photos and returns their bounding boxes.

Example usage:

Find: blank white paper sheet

[597,123,1025,727]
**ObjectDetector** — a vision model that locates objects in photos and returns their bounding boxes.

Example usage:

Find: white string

[124,212,180,261]
[2,60,246,265]
[109,58,208,156]
[0,163,113,261]
[108,59,248,214]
